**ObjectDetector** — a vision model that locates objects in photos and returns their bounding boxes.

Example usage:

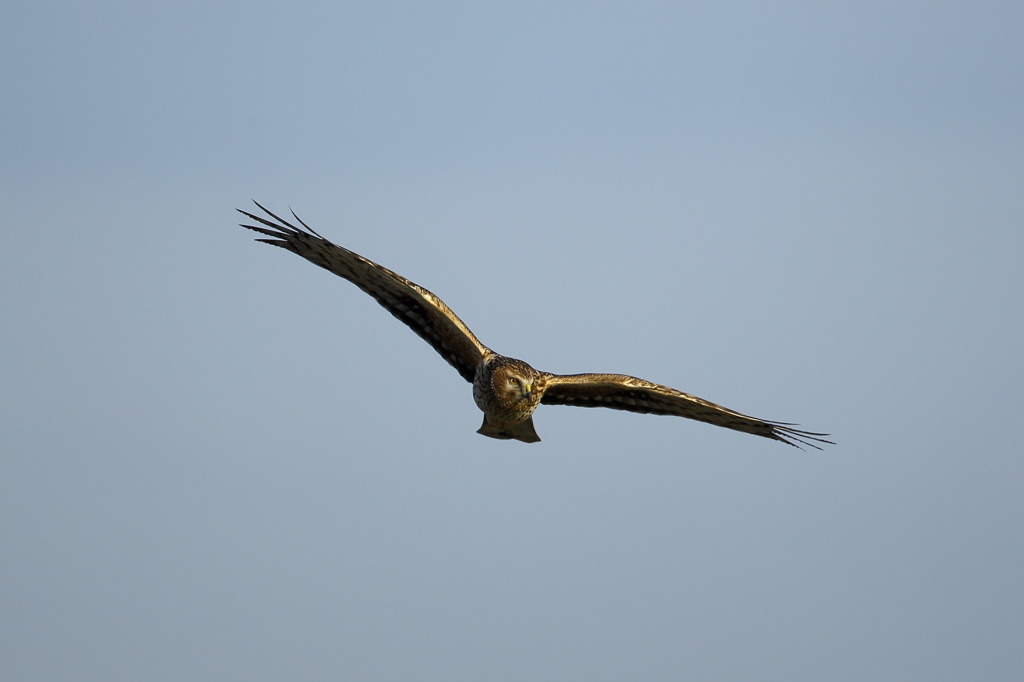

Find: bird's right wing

[541,372,832,450]
[238,202,491,383]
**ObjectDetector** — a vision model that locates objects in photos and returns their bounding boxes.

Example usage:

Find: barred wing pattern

[541,373,833,449]
[237,203,490,383]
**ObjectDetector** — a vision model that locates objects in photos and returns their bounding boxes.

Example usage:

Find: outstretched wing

[540,373,832,450]
[237,202,491,383]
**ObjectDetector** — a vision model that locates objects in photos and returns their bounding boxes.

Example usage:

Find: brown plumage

[237,202,832,450]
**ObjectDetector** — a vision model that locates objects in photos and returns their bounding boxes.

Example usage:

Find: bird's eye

[509,377,519,385]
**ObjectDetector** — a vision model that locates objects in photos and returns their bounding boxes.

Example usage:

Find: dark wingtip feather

[238,201,326,245]
[773,426,835,451]
[289,206,326,239]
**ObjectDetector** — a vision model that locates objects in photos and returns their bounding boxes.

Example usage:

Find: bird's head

[488,357,544,413]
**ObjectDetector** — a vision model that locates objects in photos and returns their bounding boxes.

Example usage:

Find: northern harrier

[237,202,832,449]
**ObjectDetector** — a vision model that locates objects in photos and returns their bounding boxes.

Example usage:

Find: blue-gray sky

[2,2,1022,680]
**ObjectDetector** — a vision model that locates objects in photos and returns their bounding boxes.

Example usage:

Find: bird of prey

[237,202,832,449]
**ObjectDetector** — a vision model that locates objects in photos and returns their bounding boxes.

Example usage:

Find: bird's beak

[522,381,534,400]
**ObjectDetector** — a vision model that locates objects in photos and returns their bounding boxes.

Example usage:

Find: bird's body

[473,355,545,442]
[238,202,832,449]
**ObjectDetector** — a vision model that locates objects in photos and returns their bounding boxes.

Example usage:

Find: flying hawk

[237,202,832,449]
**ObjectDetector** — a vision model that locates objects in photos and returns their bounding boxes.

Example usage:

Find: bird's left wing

[238,202,490,383]
[540,372,832,449]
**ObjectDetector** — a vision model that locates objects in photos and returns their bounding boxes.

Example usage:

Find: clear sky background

[2,2,1022,680]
